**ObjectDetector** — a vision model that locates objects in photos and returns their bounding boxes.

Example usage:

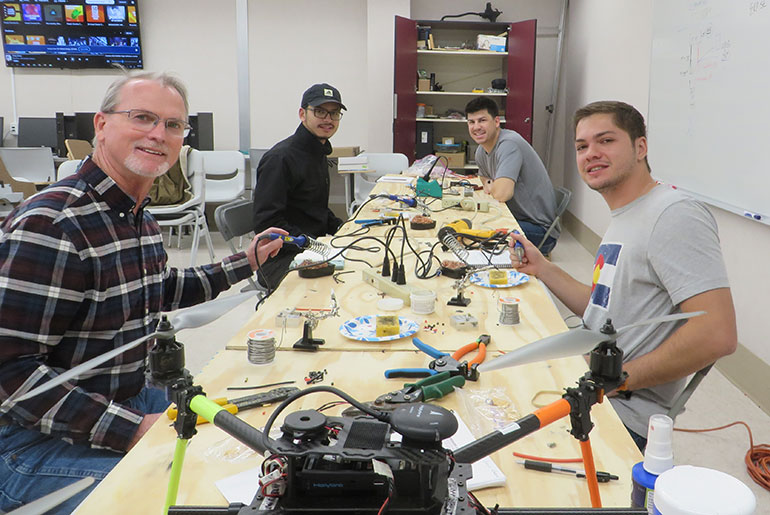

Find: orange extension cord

[674,421,770,492]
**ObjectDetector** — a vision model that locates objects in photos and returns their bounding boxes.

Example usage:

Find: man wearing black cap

[252,83,346,288]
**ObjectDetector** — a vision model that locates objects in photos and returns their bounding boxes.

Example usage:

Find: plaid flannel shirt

[0,158,253,452]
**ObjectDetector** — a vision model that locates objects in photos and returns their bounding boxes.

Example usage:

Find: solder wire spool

[246,329,276,365]
[498,297,521,325]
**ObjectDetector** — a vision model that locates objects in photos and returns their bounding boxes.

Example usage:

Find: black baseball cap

[301,83,347,110]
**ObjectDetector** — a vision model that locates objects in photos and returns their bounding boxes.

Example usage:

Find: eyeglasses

[308,107,343,121]
[104,109,192,137]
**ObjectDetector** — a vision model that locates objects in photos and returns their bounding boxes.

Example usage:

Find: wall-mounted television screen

[1,1,143,69]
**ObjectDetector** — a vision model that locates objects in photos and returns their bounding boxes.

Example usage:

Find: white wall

[0,0,239,148]
[554,0,770,367]
[0,0,562,160]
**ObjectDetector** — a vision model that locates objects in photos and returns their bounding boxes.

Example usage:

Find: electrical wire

[512,451,583,463]
[260,385,389,454]
[674,420,770,491]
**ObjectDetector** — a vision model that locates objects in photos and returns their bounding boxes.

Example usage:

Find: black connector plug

[381,255,391,277]
[396,264,407,285]
[391,259,400,282]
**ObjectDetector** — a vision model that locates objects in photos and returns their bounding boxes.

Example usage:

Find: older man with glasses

[0,71,285,513]
[252,83,347,290]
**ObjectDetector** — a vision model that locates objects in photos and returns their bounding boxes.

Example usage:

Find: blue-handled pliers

[383,336,489,380]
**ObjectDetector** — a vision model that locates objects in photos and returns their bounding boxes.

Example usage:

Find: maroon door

[506,19,536,143]
[393,16,417,162]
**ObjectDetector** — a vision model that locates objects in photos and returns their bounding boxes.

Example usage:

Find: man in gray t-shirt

[465,97,559,254]
[507,101,737,451]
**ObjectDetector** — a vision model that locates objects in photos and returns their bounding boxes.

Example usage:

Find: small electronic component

[450,313,478,330]
[275,309,302,328]
[375,315,400,337]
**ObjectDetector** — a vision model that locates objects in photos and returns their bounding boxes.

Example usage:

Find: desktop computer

[18,117,58,150]
[185,112,213,150]
[55,112,95,157]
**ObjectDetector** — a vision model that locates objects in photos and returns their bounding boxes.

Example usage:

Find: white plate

[339,315,419,342]
[469,269,529,288]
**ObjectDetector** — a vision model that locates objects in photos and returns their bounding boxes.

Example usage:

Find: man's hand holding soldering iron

[507,229,547,276]
[247,227,289,272]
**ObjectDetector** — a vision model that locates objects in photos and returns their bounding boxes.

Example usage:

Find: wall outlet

[9,123,18,136]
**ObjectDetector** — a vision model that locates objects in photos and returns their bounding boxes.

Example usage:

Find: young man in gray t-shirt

[506,101,737,450]
[465,97,559,254]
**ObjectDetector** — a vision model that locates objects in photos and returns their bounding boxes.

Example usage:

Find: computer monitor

[18,117,58,150]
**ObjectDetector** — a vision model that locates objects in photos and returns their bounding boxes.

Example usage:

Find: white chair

[0,147,57,185]
[201,150,246,205]
[56,159,83,180]
[148,149,215,267]
[348,152,408,216]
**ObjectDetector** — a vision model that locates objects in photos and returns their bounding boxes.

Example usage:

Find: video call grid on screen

[1,1,143,69]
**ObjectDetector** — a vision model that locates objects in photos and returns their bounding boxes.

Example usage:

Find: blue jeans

[518,220,557,255]
[625,425,648,453]
[0,386,169,514]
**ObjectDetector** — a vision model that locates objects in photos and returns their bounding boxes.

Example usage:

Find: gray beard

[124,153,171,178]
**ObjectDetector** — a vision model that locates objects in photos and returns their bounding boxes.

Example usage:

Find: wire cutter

[383,335,489,380]
[373,371,465,406]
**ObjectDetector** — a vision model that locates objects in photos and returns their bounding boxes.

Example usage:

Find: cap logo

[324,88,333,97]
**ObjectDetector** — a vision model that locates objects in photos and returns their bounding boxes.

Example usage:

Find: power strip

[441,196,462,208]
[440,196,489,212]
[361,268,418,306]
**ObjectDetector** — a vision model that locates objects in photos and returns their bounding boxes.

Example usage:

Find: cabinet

[393,17,536,169]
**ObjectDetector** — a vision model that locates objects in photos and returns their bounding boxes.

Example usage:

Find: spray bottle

[631,414,674,514]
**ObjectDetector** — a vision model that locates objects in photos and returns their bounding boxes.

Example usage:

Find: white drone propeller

[478,311,705,373]
[6,477,94,515]
[15,291,258,402]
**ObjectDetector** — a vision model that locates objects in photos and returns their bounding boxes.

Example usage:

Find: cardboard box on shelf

[477,34,506,52]
[330,146,361,158]
[436,151,465,169]
[418,78,431,92]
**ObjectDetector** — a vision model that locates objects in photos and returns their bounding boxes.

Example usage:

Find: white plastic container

[410,289,436,315]
[653,465,756,515]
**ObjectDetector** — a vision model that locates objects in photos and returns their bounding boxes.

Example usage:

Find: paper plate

[469,269,529,288]
[339,315,419,342]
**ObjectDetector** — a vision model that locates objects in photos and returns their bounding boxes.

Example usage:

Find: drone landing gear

[293,319,325,351]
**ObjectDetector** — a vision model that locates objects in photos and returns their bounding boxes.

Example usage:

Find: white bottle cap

[643,413,674,475]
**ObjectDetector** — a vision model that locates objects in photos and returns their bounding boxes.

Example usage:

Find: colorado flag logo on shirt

[589,243,622,310]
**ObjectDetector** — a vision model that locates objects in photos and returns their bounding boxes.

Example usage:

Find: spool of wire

[246,329,276,365]
[498,297,521,325]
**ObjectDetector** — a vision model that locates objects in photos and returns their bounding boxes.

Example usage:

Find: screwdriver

[511,230,525,263]
[515,459,619,482]
[166,387,299,425]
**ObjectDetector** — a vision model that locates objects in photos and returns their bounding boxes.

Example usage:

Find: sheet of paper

[443,416,507,491]
[376,175,414,184]
[214,466,261,505]
[465,249,512,268]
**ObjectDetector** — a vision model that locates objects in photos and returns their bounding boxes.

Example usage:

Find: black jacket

[252,123,343,238]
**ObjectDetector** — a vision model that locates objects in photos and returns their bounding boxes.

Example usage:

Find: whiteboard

[648,0,770,224]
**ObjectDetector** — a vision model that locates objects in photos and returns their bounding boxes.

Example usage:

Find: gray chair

[249,148,269,190]
[538,185,572,251]
[214,198,262,293]
[667,363,714,419]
